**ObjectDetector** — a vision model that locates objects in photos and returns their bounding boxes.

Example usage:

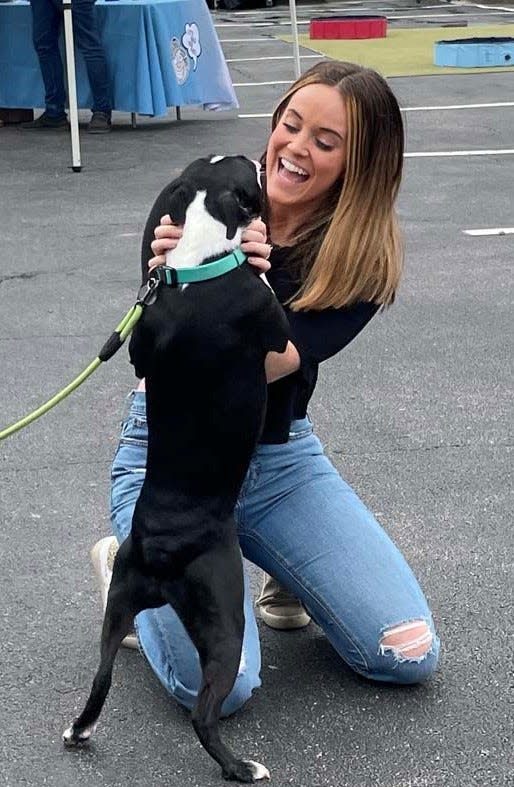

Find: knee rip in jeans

[379,620,433,663]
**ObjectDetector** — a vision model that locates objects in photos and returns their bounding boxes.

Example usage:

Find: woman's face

[266,83,347,215]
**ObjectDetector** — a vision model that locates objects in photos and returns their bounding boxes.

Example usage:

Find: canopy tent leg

[63,0,82,172]
[289,0,301,79]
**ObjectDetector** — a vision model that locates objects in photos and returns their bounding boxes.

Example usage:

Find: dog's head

[163,155,262,241]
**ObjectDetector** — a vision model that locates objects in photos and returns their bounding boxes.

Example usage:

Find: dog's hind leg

[163,542,270,783]
[63,538,164,747]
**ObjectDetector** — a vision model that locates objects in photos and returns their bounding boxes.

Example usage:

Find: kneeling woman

[94,61,440,715]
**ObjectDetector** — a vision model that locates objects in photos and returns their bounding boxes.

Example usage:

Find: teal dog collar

[154,248,247,287]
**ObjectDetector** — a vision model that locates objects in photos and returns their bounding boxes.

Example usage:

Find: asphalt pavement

[0,1,512,785]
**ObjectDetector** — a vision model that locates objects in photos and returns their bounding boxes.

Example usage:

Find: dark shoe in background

[0,108,34,125]
[87,111,112,134]
[21,111,69,130]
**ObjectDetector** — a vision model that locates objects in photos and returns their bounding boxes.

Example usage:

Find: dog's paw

[222,759,270,783]
[62,721,97,746]
[243,761,270,781]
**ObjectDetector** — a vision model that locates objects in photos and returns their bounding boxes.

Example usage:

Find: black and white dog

[63,155,291,782]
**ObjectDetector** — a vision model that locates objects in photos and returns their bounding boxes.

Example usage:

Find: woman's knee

[110,429,147,539]
[220,669,262,718]
[163,663,261,718]
[367,619,440,685]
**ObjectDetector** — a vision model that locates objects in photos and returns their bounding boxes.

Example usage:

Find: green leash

[0,303,143,442]
[0,250,247,442]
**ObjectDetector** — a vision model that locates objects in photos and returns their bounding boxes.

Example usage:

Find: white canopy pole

[62,0,82,172]
[288,0,301,79]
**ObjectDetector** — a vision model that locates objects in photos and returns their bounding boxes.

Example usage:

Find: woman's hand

[148,216,272,273]
[241,218,272,273]
[148,214,183,272]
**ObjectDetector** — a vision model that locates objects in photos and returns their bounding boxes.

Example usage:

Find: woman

[93,61,440,716]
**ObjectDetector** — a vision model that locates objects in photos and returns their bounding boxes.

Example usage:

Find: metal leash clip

[136,276,160,307]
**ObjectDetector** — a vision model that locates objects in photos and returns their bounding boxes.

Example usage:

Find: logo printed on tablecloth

[182,23,202,70]
[171,24,202,86]
[171,38,190,85]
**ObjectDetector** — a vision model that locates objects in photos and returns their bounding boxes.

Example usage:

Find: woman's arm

[286,302,381,364]
[136,340,300,391]
[140,185,173,283]
[265,341,301,383]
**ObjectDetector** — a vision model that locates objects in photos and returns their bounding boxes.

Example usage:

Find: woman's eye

[283,122,299,133]
[316,139,333,151]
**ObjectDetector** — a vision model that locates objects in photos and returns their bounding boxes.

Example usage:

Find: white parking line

[463,227,514,235]
[385,11,512,17]
[215,21,308,27]
[233,81,291,87]
[219,37,280,42]
[405,149,514,157]
[216,3,450,14]
[403,102,514,112]
[468,2,514,11]
[238,101,514,115]
[216,10,508,27]
[226,54,321,62]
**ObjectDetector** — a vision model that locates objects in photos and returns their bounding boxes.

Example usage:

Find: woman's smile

[277,156,310,183]
[266,83,347,215]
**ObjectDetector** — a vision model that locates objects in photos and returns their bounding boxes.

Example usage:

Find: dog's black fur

[63,156,290,782]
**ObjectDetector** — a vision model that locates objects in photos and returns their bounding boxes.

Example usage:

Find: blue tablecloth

[0,0,238,116]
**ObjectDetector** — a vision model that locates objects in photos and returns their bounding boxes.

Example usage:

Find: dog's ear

[215,190,258,240]
[165,179,196,225]
[216,190,244,240]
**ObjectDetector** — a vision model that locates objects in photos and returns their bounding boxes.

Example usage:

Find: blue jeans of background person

[29,0,111,117]
[110,392,440,717]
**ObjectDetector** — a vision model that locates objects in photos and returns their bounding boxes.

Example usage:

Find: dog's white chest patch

[165,190,243,269]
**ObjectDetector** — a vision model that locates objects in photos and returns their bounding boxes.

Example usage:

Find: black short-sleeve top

[261,246,379,443]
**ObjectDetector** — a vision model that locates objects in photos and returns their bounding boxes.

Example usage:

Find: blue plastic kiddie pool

[434,37,514,67]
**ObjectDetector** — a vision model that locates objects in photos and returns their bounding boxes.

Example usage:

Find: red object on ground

[309,15,387,40]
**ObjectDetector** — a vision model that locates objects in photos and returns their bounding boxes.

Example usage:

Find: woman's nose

[287,131,309,157]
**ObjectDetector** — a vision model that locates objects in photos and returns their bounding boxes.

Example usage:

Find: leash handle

[98,304,143,362]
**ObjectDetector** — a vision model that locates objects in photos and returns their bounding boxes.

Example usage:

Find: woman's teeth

[280,157,308,176]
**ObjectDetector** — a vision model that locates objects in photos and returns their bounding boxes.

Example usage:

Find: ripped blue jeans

[111,392,440,716]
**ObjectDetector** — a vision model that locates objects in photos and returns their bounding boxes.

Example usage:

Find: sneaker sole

[257,607,311,630]
[121,633,139,650]
[90,539,112,611]
[21,124,70,131]
[90,538,138,650]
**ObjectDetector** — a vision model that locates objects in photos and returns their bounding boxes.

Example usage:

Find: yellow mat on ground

[280,24,514,76]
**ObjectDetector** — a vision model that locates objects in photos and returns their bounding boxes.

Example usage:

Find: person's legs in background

[71,0,112,132]
[23,0,68,128]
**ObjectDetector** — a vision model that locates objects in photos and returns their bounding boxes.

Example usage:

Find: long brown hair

[261,61,404,311]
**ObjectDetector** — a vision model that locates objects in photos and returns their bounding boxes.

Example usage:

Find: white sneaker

[90,536,139,650]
